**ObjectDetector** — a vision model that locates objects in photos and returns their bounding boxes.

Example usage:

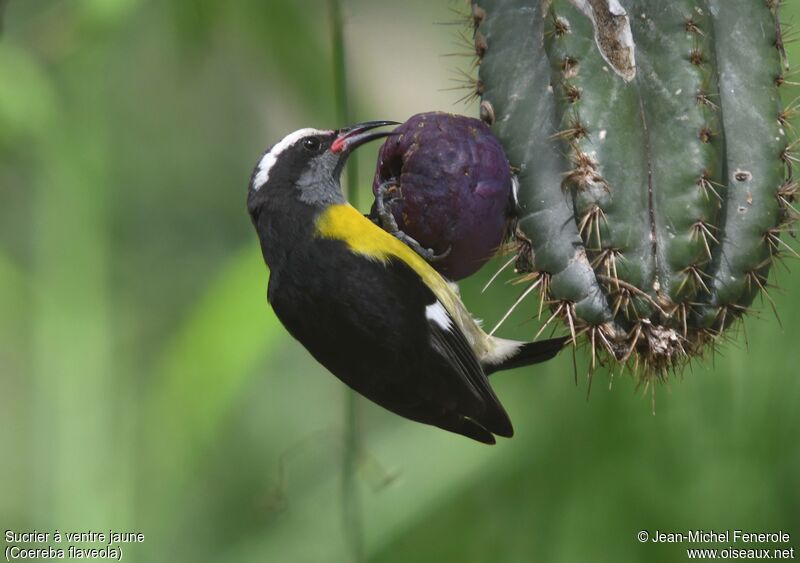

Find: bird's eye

[302,137,322,152]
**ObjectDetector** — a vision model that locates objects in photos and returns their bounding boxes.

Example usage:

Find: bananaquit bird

[247,121,567,444]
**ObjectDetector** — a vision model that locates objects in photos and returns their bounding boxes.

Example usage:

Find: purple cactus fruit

[371,111,513,281]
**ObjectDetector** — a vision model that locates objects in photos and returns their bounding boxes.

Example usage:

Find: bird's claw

[374,180,401,231]
[374,179,450,263]
[421,244,451,262]
[396,233,451,262]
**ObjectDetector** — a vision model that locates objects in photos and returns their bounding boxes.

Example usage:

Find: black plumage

[248,123,566,443]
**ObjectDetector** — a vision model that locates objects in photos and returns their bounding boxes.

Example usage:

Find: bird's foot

[374,180,451,262]
[394,232,451,263]
[373,179,401,230]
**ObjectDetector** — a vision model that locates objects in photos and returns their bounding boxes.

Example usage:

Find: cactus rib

[473,0,793,376]
[477,0,615,329]
[698,0,787,328]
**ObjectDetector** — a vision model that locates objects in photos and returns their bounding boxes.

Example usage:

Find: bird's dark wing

[268,238,512,443]
[424,300,512,438]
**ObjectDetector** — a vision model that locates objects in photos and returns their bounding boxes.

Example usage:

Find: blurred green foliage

[0,1,798,562]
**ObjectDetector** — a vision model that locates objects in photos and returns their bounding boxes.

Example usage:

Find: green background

[0,1,798,561]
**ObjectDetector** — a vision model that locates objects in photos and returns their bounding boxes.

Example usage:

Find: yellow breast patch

[315,203,491,357]
[314,203,447,296]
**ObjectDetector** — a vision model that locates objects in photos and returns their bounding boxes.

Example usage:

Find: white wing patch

[251,127,331,191]
[425,301,452,331]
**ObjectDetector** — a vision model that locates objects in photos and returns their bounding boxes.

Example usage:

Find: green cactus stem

[472,0,793,376]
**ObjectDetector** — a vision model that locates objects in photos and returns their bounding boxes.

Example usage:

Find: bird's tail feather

[483,336,569,376]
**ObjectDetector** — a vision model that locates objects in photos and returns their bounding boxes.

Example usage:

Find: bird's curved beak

[331,120,399,154]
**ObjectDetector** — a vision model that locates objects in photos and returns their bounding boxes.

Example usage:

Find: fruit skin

[371,111,513,281]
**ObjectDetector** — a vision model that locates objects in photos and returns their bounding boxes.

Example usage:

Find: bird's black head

[247,121,397,218]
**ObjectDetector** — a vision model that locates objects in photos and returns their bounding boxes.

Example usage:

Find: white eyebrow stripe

[252,127,332,191]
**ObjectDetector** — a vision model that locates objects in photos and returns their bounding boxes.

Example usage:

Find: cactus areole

[472,0,795,375]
